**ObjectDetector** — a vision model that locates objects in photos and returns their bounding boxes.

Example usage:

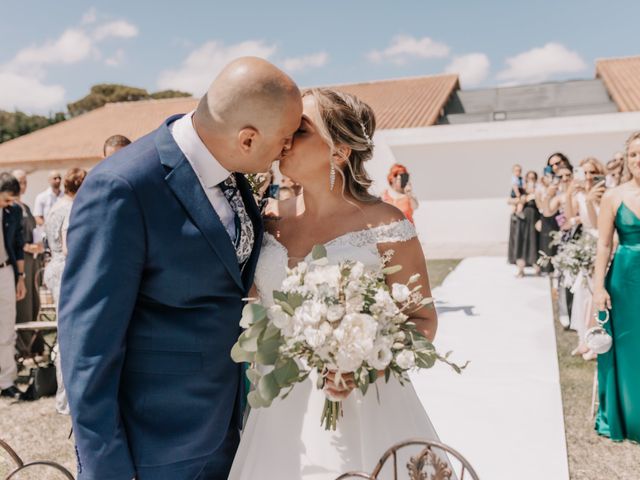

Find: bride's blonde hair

[302,88,378,203]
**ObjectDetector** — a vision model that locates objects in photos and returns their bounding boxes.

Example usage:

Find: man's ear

[238,127,259,154]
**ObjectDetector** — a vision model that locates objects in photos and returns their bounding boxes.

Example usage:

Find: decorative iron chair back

[35,267,57,321]
[335,439,479,480]
[0,438,75,480]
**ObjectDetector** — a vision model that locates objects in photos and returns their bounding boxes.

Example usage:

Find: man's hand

[16,277,26,301]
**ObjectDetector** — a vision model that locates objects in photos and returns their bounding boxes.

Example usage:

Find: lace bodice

[254,219,416,307]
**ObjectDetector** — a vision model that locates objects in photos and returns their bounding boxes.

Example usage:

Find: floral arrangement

[231,245,466,430]
[538,230,598,289]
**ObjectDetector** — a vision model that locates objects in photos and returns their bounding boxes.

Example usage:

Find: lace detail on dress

[325,219,416,248]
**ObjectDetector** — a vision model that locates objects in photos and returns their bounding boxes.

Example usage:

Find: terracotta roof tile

[0,74,459,166]
[596,56,640,112]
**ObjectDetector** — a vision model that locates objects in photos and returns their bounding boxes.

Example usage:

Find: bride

[229,88,445,479]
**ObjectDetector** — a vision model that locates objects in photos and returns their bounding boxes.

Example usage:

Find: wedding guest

[514,171,541,277]
[11,170,44,354]
[543,157,575,326]
[593,131,640,442]
[44,168,87,414]
[564,157,606,359]
[0,173,27,399]
[280,175,302,196]
[510,164,524,216]
[103,134,132,158]
[606,155,625,188]
[382,163,418,223]
[33,170,63,225]
[539,153,569,273]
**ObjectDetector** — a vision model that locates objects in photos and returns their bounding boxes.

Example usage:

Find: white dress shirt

[33,187,63,219]
[170,111,237,242]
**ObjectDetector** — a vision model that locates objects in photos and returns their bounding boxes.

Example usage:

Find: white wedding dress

[228,220,448,480]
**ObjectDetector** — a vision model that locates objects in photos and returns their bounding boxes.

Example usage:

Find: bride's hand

[324,371,356,400]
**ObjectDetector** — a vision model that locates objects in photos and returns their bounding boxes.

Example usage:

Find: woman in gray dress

[44,168,86,414]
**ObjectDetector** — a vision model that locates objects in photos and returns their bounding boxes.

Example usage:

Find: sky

[1,0,638,114]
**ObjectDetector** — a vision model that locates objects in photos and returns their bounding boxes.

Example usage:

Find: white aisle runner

[410,257,569,480]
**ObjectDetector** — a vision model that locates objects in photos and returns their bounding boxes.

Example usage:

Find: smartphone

[399,173,410,189]
[592,174,606,185]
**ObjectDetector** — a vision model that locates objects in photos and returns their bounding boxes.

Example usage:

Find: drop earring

[329,160,336,191]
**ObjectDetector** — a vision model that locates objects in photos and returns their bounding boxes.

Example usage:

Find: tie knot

[218,173,237,191]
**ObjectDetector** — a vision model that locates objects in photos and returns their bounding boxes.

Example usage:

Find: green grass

[427,259,462,289]
[552,283,640,479]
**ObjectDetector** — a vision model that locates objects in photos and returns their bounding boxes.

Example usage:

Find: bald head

[193,57,303,174]
[196,57,300,134]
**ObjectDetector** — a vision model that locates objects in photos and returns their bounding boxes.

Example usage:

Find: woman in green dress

[593,131,640,442]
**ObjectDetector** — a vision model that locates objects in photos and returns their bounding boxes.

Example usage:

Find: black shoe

[0,385,22,399]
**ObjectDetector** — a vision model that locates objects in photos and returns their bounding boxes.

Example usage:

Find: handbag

[21,362,58,401]
[585,310,613,354]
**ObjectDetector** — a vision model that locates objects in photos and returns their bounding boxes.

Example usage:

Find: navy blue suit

[2,204,25,281]
[58,115,263,480]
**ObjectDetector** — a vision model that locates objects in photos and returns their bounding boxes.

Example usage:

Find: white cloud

[81,7,97,25]
[445,53,490,87]
[0,18,138,113]
[496,43,587,84]
[10,28,93,71]
[0,72,65,112]
[367,35,450,65]
[105,49,126,67]
[282,52,328,73]
[157,40,277,95]
[93,20,139,41]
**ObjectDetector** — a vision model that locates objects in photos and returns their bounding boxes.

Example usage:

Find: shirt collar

[170,111,230,188]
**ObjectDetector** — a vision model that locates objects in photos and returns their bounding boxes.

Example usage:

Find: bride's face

[279,95,333,185]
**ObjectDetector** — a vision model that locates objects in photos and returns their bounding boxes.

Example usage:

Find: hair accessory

[359,121,373,147]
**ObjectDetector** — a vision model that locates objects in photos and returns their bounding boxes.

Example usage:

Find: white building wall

[368,111,640,257]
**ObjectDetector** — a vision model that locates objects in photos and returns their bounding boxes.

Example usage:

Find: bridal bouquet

[231,245,466,430]
[538,230,598,289]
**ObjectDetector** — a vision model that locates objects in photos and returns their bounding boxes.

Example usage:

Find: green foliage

[67,83,192,117]
[0,110,66,144]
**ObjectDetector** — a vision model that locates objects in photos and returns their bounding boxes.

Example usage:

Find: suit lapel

[155,116,243,290]
[236,174,264,291]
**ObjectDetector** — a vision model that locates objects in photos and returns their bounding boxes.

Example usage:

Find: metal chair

[0,438,75,479]
[335,439,480,480]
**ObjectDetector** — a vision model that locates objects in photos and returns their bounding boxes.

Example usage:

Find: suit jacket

[58,115,263,480]
[2,204,25,281]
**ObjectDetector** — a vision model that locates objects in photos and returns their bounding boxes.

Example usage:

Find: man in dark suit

[58,57,302,479]
[0,172,27,399]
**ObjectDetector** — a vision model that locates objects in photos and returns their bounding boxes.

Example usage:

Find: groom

[58,57,302,480]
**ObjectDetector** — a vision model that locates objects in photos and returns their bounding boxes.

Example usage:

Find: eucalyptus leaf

[248,390,270,408]
[246,367,261,384]
[273,291,288,304]
[272,358,300,387]
[381,265,403,275]
[238,331,259,353]
[275,299,295,316]
[258,372,280,402]
[230,342,255,363]
[311,244,328,260]
[287,292,304,310]
[242,303,267,325]
[255,336,282,365]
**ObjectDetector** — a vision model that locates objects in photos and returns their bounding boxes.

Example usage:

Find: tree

[67,84,192,117]
[0,110,66,144]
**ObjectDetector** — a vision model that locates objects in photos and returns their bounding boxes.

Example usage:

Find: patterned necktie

[218,173,255,266]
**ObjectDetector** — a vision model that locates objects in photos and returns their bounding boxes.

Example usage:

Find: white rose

[303,326,327,349]
[345,294,364,314]
[327,304,345,322]
[333,313,378,371]
[368,342,393,370]
[392,284,411,303]
[268,305,291,330]
[349,262,365,280]
[395,350,416,370]
[281,274,302,292]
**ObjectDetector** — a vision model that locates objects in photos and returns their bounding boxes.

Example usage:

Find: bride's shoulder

[362,200,407,227]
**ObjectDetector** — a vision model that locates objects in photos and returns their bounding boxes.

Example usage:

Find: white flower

[239,315,252,329]
[372,290,396,315]
[304,265,341,298]
[392,283,411,303]
[395,350,416,370]
[303,326,327,349]
[294,300,327,327]
[349,262,364,280]
[268,305,291,330]
[345,294,365,314]
[367,341,393,370]
[327,304,345,322]
[281,274,302,292]
[333,313,378,372]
